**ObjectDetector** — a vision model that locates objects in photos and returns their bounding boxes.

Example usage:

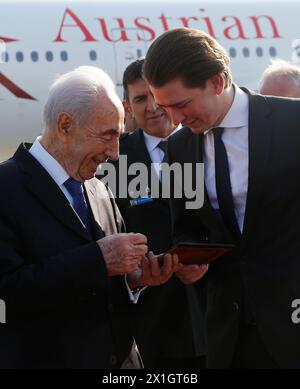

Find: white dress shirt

[29,137,73,204]
[203,85,249,232]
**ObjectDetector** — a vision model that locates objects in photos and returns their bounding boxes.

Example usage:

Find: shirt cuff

[124,275,147,304]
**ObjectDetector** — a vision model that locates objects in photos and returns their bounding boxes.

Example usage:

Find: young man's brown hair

[144,27,232,89]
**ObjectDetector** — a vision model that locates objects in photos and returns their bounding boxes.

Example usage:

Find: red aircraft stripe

[0,72,36,100]
[0,36,18,43]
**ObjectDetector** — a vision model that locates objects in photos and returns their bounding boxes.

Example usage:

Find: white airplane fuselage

[0,0,299,161]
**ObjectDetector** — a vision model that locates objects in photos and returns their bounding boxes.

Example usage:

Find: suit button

[233,302,239,312]
[107,303,114,313]
[109,355,117,366]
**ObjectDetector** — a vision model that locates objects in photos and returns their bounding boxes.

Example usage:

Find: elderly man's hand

[97,233,148,276]
[127,252,181,289]
[175,264,209,285]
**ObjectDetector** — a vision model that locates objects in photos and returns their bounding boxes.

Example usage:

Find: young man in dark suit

[144,28,300,368]
[99,59,208,368]
[0,66,178,368]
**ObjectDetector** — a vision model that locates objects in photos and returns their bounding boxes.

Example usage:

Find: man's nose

[167,108,185,126]
[146,95,158,112]
[107,140,119,161]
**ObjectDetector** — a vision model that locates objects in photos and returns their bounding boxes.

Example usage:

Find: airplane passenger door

[111,28,150,97]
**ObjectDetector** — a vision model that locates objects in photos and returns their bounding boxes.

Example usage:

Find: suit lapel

[126,129,153,170]
[137,129,153,170]
[15,143,91,241]
[127,129,161,199]
[241,90,273,246]
[85,178,120,236]
[84,179,105,233]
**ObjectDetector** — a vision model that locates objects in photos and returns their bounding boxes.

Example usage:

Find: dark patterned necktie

[157,140,168,161]
[157,140,168,182]
[64,177,92,234]
[213,127,241,242]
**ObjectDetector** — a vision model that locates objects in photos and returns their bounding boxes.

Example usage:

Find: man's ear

[210,75,224,95]
[56,112,73,142]
[123,100,133,117]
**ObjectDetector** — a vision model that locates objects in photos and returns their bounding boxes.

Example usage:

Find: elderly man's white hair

[259,59,300,90]
[43,66,117,133]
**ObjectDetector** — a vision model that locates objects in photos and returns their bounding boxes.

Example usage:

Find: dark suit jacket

[99,129,205,367]
[110,129,172,254]
[167,90,300,368]
[0,143,134,369]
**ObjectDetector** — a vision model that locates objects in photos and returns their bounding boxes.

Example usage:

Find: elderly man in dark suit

[144,28,300,369]
[0,66,178,369]
[99,59,208,368]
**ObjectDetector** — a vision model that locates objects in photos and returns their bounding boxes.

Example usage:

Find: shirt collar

[204,85,249,134]
[29,137,70,187]
[143,124,182,153]
[219,85,248,128]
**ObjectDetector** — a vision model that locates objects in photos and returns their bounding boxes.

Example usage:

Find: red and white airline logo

[0,36,35,100]
[0,36,18,43]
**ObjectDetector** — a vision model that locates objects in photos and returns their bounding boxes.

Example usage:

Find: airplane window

[256,47,263,57]
[89,50,97,61]
[242,48,250,57]
[4,52,9,62]
[31,51,39,62]
[60,51,68,61]
[229,48,237,58]
[269,47,277,57]
[16,51,24,62]
[46,51,54,62]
